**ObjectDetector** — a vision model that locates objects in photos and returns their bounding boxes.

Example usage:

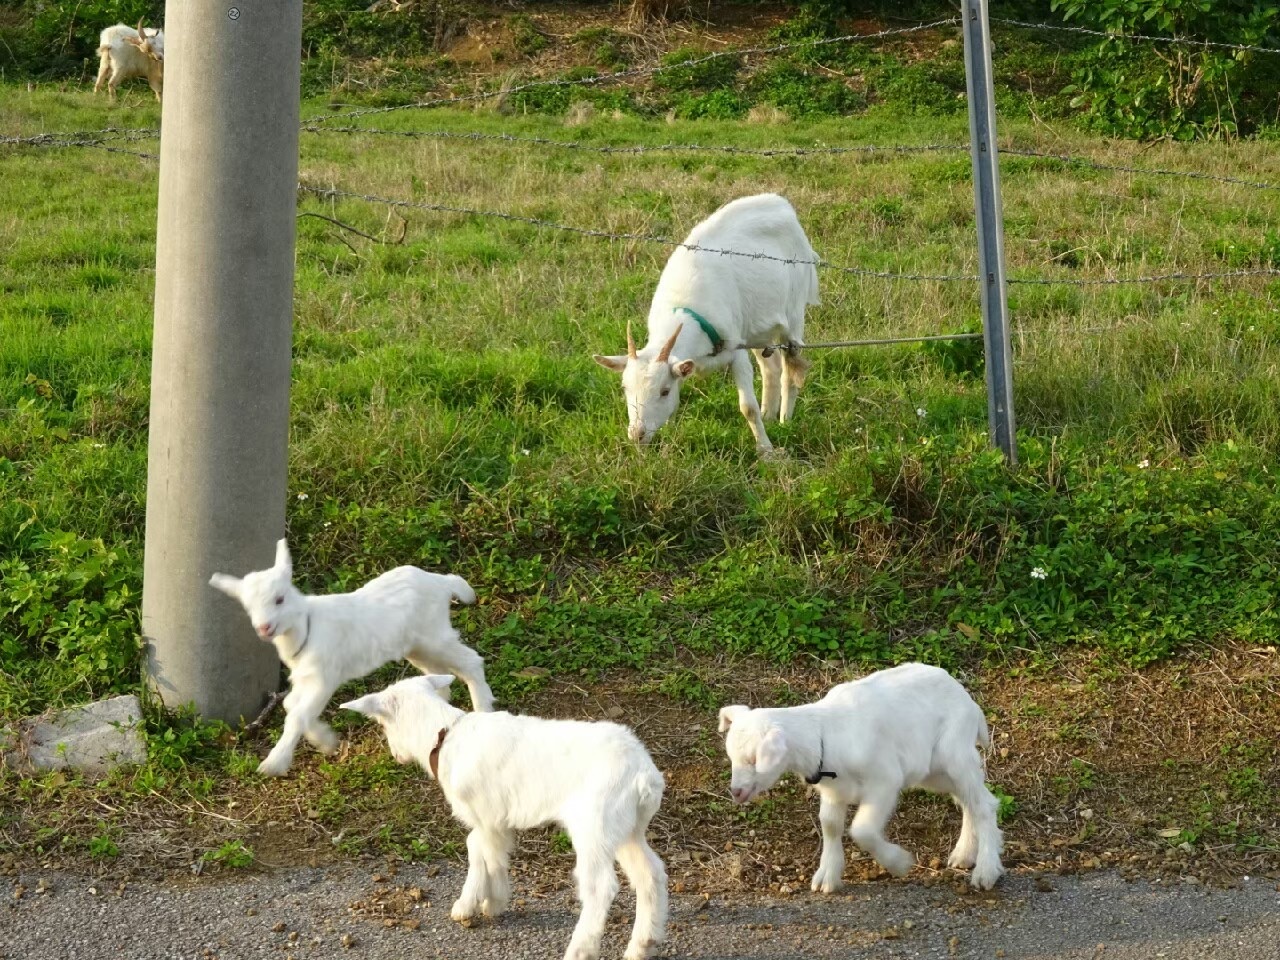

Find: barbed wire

[992,17,1280,56]
[305,19,962,125]
[302,125,971,159]
[1001,147,1280,193]
[9,124,1280,194]
[0,132,158,160]
[303,125,1280,193]
[300,183,1280,287]
[299,182,980,282]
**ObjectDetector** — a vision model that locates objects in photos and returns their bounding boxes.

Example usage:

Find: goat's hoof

[968,862,1004,891]
[879,848,915,878]
[810,870,843,894]
[450,901,478,924]
[256,758,290,778]
[480,898,508,918]
[564,947,600,960]
[624,940,658,960]
[758,446,787,461]
[947,849,977,871]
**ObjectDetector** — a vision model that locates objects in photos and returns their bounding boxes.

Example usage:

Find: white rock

[2,695,147,776]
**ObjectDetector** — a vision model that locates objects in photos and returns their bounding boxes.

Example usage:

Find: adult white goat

[593,193,819,454]
[209,540,494,777]
[343,675,668,960]
[719,662,1004,891]
[94,20,164,102]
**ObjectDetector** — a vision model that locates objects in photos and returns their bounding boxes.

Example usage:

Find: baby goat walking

[210,540,493,777]
[719,663,1004,891]
[344,676,668,960]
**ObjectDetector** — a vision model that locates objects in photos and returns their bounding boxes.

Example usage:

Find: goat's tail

[445,574,476,606]
[634,767,665,822]
[973,702,992,750]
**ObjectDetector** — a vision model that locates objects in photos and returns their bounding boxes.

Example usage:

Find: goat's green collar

[678,307,724,354]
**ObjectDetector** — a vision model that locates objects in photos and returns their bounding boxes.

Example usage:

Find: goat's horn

[626,320,637,359]
[136,18,145,34]
[656,324,683,363]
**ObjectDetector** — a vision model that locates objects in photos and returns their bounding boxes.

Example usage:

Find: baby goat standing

[210,540,493,777]
[593,193,819,454]
[719,663,1004,891]
[94,21,164,102]
[344,676,668,960]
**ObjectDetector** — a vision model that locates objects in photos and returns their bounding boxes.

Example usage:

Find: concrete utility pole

[961,0,1018,465]
[142,1,303,723]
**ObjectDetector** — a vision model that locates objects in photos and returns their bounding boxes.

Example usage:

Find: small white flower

[916,407,927,419]
[323,521,331,528]
[521,449,530,456]
[91,443,106,449]
[296,493,309,501]
[1138,459,1150,469]
[1030,567,1048,581]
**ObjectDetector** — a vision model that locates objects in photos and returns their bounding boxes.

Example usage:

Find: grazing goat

[593,193,820,454]
[209,540,493,777]
[94,20,164,102]
[719,662,1004,891]
[343,675,668,960]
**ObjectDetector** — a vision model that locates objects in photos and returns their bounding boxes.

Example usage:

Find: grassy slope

[1,86,1279,876]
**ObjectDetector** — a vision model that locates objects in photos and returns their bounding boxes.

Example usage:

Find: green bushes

[1052,0,1280,139]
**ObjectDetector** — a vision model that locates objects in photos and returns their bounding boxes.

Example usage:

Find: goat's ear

[718,704,749,734]
[593,354,628,373]
[425,675,455,700]
[274,538,292,575]
[340,692,392,720]
[757,726,789,772]
[209,573,243,599]
[673,359,696,378]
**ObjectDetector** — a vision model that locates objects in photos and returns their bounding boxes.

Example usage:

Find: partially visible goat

[593,193,819,454]
[343,675,668,960]
[95,20,164,102]
[719,662,1004,891]
[209,540,493,777]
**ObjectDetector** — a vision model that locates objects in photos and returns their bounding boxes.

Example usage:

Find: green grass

[2,85,1280,722]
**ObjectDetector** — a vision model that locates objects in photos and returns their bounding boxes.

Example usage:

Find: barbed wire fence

[4,7,1280,457]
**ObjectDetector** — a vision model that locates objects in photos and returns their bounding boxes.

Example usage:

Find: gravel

[3,865,1278,960]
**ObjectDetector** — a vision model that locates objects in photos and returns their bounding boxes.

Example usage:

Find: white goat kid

[94,21,165,102]
[343,676,668,960]
[209,540,494,777]
[719,662,1004,891]
[593,193,820,454]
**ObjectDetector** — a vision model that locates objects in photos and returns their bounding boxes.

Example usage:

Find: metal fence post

[142,1,303,723]
[962,0,1018,465]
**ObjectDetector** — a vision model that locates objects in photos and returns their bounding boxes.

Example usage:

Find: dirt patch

[1,646,1277,892]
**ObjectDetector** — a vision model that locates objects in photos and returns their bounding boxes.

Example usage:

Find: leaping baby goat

[593,193,820,454]
[209,539,494,777]
[719,663,1004,891]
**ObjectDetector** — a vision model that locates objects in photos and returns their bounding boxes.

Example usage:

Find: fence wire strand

[1,131,159,159]
[300,183,1280,287]
[10,125,1280,194]
[302,126,1280,193]
[305,19,962,125]
[992,17,1280,56]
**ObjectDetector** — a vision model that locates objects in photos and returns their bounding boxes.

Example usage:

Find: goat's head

[718,704,790,805]
[126,20,164,63]
[341,675,456,769]
[209,539,305,642]
[593,322,696,445]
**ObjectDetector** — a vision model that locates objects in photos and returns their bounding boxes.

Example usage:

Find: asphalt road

[3,864,1278,960]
